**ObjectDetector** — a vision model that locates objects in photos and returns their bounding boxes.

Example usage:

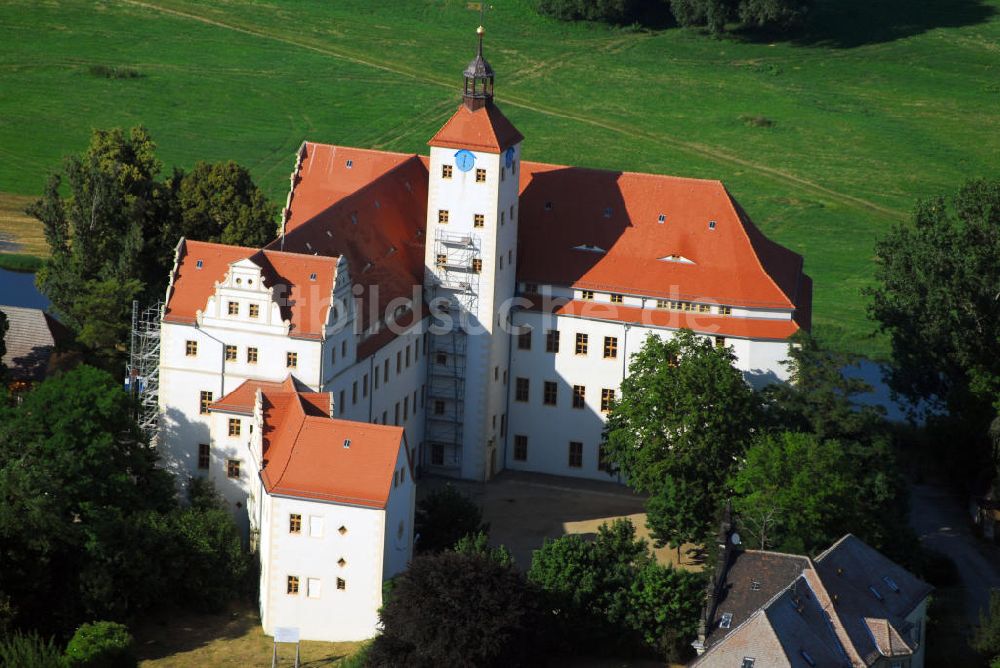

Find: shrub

[414,484,486,553]
[87,65,143,79]
[0,631,65,667]
[64,621,135,668]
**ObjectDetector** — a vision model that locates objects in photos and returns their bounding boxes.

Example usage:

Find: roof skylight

[657,254,695,265]
[869,585,884,601]
[657,214,666,224]
[719,612,733,629]
[309,273,317,281]
[708,220,717,230]
[346,159,353,168]
[195,259,203,269]
[603,207,612,218]
[882,576,900,593]
[573,244,606,253]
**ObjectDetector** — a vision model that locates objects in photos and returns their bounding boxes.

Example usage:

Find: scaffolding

[423,229,481,472]
[431,229,481,315]
[126,300,163,445]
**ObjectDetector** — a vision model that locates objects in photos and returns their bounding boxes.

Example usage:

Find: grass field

[1,0,998,355]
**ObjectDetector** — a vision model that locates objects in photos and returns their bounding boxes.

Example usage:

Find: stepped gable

[428,103,524,153]
[256,383,408,508]
[273,146,429,339]
[515,162,807,311]
[163,239,338,339]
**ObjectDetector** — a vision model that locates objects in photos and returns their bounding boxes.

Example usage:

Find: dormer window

[309,272,317,281]
[573,244,606,253]
[603,207,612,218]
[708,220,717,230]
[657,214,666,224]
[346,159,353,168]
[544,201,553,211]
[195,259,204,269]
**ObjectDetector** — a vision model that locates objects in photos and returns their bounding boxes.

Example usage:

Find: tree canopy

[603,330,758,516]
[867,178,1000,449]
[414,484,487,553]
[27,127,278,369]
[528,518,704,660]
[369,550,540,667]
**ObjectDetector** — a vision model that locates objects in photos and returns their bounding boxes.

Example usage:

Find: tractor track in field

[121,0,906,222]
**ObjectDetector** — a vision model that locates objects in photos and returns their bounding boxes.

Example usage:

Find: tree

[27,127,165,367]
[528,518,704,658]
[414,484,487,553]
[535,0,658,24]
[0,309,7,382]
[64,621,136,668]
[668,0,811,34]
[645,475,715,561]
[453,530,514,567]
[370,550,540,667]
[728,431,907,555]
[973,590,1000,666]
[867,178,1000,470]
[603,330,759,526]
[169,161,278,249]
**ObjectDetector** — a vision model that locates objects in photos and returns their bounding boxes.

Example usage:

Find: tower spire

[462,24,494,111]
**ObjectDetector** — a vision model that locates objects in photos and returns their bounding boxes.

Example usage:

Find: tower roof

[428,103,524,153]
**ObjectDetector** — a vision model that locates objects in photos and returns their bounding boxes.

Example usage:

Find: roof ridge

[304,141,418,160]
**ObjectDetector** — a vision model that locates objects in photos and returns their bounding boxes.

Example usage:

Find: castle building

[154,27,810,640]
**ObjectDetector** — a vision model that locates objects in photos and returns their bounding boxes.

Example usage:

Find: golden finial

[477,25,485,36]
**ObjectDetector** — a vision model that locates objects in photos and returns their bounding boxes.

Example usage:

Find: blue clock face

[455,149,475,172]
[505,147,514,169]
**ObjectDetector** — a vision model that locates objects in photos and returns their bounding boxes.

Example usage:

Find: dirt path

[910,483,1000,624]
[121,0,906,222]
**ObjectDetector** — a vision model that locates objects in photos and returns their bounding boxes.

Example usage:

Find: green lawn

[1,0,998,355]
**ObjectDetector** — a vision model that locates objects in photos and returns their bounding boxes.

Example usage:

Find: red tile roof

[428,103,524,153]
[209,376,330,416]
[163,239,338,340]
[525,297,800,340]
[285,144,417,232]
[254,384,406,508]
[271,151,429,337]
[516,163,806,310]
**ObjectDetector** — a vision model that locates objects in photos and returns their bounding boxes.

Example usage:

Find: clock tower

[423,26,524,481]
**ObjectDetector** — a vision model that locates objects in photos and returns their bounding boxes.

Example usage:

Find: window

[394,403,399,425]
[310,516,324,537]
[604,336,618,359]
[249,303,259,318]
[397,350,402,374]
[720,305,732,316]
[610,293,623,304]
[434,400,445,415]
[475,168,486,183]
[227,301,239,315]
[715,336,726,349]
[185,340,198,356]
[510,204,515,220]
[569,442,583,468]
[501,413,506,437]
[800,651,815,667]
[431,442,444,465]
[518,329,531,350]
[406,346,411,368]
[472,259,482,273]
[698,303,710,313]
[339,391,345,414]
[543,381,557,406]
[598,444,611,472]
[438,209,449,224]
[289,514,302,534]
[741,660,755,668]
[573,385,586,409]
[442,164,453,179]
[307,577,322,599]
[197,443,210,470]
[199,391,213,415]
[336,577,346,591]
[404,396,409,420]
[227,459,240,479]
[601,388,615,412]
[225,344,237,361]
[286,351,298,368]
[501,211,506,225]
[228,418,241,437]
[656,299,669,309]
[514,435,528,461]
[581,290,594,300]
[719,612,733,629]
[436,253,447,267]
[384,359,389,382]
[500,166,505,181]
[342,340,347,357]
[246,347,258,364]
[515,377,529,402]
[363,374,369,398]
[287,575,300,595]
[436,352,447,366]
[575,333,588,355]
[750,580,761,591]
[709,220,717,230]
[473,213,485,228]
[352,381,358,405]
[338,525,348,535]
[546,329,560,353]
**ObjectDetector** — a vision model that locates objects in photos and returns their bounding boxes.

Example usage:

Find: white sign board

[274,627,300,644]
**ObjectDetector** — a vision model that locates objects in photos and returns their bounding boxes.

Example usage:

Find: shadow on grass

[735,0,997,49]
[132,604,258,662]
